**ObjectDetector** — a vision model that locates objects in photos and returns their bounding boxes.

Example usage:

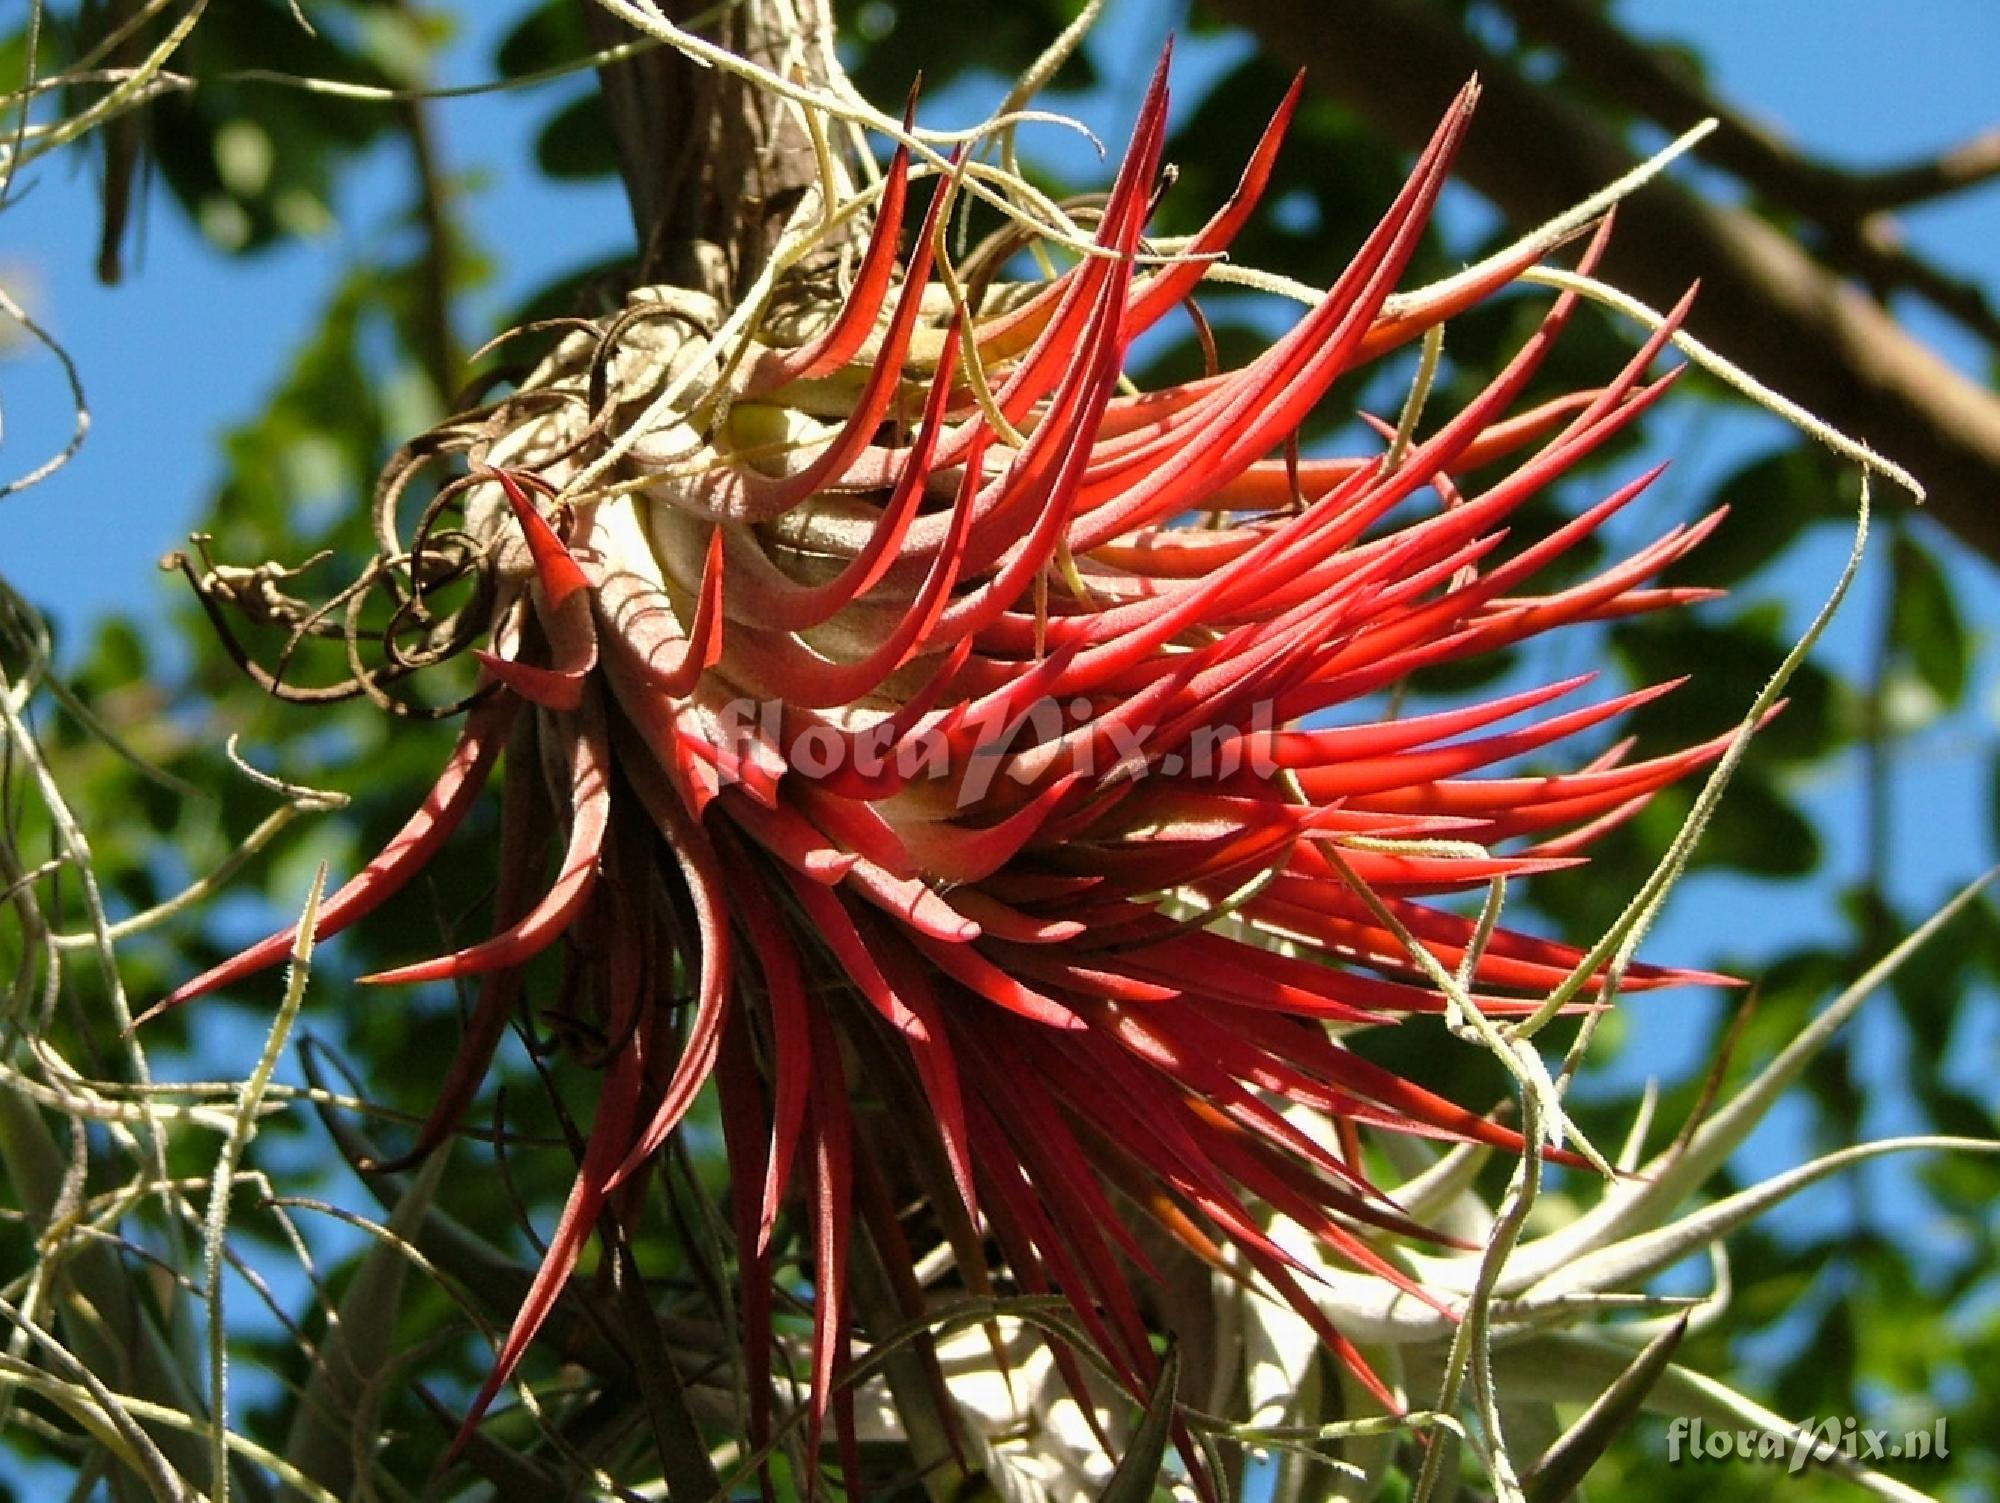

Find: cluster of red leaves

[164,52,1727,1491]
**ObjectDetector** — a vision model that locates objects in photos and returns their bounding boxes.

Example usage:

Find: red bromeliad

[165,55,1732,1487]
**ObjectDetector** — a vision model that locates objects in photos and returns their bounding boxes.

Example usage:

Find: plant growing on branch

[0,2,1991,1500]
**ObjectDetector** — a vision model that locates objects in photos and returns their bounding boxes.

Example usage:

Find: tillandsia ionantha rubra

[161,47,1738,1490]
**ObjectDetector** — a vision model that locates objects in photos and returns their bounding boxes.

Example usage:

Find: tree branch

[395,65,460,397]
[578,0,832,298]
[1204,0,2000,564]
[1843,126,2000,214]
[1488,0,2000,223]
[1836,216,2000,350]
[1485,0,2000,349]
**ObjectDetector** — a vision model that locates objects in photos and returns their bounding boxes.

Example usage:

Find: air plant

[160,47,1759,1493]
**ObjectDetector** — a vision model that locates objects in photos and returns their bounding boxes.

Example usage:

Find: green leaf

[846,0,1097,108]
[144,0,407,256]
[1891,530,1969,707]
[1615,606,1841,765]
[1684,771,1820,878]
[496,0,595,78]
[1523,1319,1687,1502]
[283,1149,450,1498]
[1688,445,1835,589]
[535,90,621,180]
[1101,1345,1179,1503]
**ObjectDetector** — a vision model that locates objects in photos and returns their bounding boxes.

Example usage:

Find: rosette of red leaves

[163,54,1732,1491]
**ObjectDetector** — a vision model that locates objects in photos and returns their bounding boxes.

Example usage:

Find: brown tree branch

[1486,0,2000,349]
[1495,0,1849,211]
[1838,217,2000,350]
[1489,0,2000,222]
[394,55,460,397]
[1845,127,2000,214]
[578,0,832,298]
[1203,0,2000,565]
